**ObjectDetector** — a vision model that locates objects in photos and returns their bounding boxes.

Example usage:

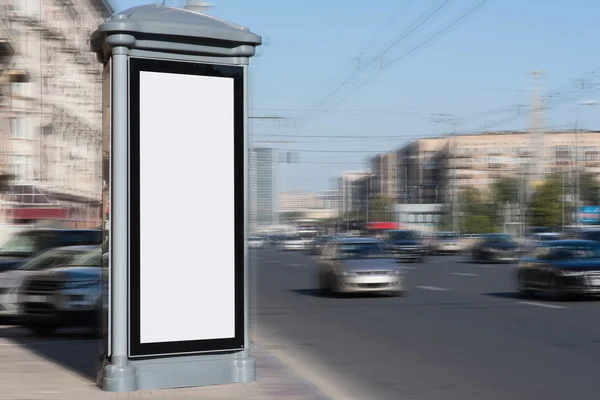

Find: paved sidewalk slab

[0,326,329,400]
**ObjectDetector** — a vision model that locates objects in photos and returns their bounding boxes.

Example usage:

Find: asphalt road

[249,247,600,400]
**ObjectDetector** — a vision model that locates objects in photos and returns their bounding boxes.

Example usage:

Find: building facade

[337,171,370,218]
[393,130,600,205]
[0,0,112,226]
[249,147,278,229]
[278,191,323,212]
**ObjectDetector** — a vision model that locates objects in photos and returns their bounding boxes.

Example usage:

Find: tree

[491,177,520,205]
[458,187,496,234]
[579,172,600,205]
[528,178,564,228]
[370,195,394,222]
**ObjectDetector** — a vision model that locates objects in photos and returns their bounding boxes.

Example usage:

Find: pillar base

[97,351,256,392]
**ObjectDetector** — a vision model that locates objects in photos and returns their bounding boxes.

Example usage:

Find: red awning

[9,207,69,220]
[366,222,400,231]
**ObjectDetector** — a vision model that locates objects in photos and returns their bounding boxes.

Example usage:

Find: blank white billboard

[138,70,236,344]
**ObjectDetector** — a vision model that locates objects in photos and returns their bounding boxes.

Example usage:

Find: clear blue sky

[111,0,600,192]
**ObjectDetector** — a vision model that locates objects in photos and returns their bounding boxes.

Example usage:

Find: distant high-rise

[249,147,278,229]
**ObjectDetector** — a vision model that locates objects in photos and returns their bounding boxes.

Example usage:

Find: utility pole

[431,114,461,233]
[526,70,545,232]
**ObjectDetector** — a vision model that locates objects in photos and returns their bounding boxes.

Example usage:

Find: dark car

[517,240,600,300]
[308,236,333,255]
[471,233,519,263]
[385,230,425,263]
[0,229,102,273]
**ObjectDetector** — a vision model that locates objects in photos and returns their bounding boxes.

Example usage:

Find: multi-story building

[249,147,278,229]
[318,189,341,213]
[395,130,600,204]
[277,191,323,212]
[337,171,370,218]
[0,0,112,226]
[370,152,397,200]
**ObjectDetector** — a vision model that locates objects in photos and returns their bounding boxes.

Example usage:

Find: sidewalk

[0,327,330,400]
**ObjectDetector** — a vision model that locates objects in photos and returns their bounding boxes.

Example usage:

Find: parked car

[18,246,104,335]
[282,235,306,251]
[317,237,405,296]
[429,231,461,254]
[0,229,102,273]
[384,230,425,263]
[471,233,519,263]
[0,245,98,317]
[517,240,600,300]
[248,236,266,249]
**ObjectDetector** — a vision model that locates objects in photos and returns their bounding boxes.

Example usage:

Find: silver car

[317,237,405,296]
[0,245,98,317]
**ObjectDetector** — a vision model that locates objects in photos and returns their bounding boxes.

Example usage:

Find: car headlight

[62,280,101,289]
[557,270,585,277]
[339,271,357,277]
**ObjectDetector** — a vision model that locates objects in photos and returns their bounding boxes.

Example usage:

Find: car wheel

[517,272,532,298]
[550,276,567,302]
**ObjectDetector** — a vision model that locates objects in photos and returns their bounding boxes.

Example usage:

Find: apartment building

[0,0,112,225]
[278,191,323,212]
[394,130,600,204]
[337,171,371,217]
[370,152,397,199]
[249,147,278,228]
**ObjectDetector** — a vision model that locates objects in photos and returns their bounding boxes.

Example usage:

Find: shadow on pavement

[290,288,402,299]
[2,326,100,382]
[482,292,521,300]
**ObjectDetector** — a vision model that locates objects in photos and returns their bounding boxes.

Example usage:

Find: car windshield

[0,233,46,257]
[389,231,418,241]
[18,249,87,271]
[549,243,600,260]
[339,242,391,259]
[486,234,513,243]
[437,232,457,240]
[67,247,102,267]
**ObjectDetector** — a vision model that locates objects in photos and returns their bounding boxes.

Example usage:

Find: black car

[385,230,425,263]
[471,233,519,263]
[0,229,102,273]
[517,240,600,300]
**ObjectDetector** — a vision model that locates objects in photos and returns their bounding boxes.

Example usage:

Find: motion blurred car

[18,246,104,335]
[317,237,405,296]
[429,231,461,254]
[282,235,306,251]
[308,235,333,255]
[248,236,266,249]
[565,228,600,243]
[517,240,600,300]
[471,233,519,263]
[0,229,101,273]
[0,245,97,317]
[385,230,425,263]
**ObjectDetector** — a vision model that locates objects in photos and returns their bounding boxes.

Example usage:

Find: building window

[11,82,28,97]
[11,154,32,180]
[10,118,27,138]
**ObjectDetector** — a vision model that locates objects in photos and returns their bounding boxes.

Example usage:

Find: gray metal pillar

[102,46,135,392]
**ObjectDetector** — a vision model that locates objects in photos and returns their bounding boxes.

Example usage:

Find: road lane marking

[290,263,306,267]
[414,285,448,291]
[518,301,567,309]
[451,272,478,277]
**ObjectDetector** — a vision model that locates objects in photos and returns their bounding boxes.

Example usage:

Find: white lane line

[518,301,567,309]
[414,285,449,291]
[401,266,416,270]
[451,272,479,277]
[290,264,306,267]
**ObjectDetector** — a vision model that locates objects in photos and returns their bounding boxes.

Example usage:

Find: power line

[289,0,453,132]
[310,0,493,119]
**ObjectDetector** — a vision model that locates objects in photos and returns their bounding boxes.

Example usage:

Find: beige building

[278,191,324,212]
[394,130,600,204]
[0,0,111,213]
[370,152,397,199]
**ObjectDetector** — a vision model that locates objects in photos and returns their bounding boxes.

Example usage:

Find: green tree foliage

[491,177,520,205]
[458,187,497,234]
[370,195,394,222]
[579,172,600,205]
[528,178,564,228]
